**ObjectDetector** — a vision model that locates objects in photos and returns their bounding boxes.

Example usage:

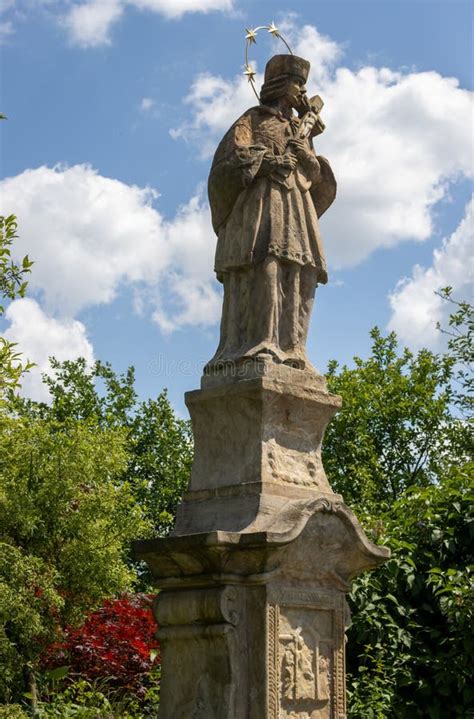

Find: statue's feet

[205,343,318,377]
[242,342,287,363]
[282,347,318,373]
[283,357,305,369]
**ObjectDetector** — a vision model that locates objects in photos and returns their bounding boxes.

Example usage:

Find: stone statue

[134,35,389,719]
[207,53,336,371]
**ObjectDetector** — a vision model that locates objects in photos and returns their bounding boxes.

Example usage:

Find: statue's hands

[296,92,312,117]
[287,138,312,159]
[287,139,321,178]
[278,154,298,171]
[259,152,297,177]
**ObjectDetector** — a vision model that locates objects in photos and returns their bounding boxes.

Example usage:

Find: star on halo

[245,27,257,44]
[243,64,256,82]
[267,21,280,37]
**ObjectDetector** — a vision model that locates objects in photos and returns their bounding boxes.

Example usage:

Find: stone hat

[264,54,310,84]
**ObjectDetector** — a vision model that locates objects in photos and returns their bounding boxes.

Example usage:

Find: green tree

[436,288,474,465]
[18,357,193,536]
[0,415,149,705]
[437,287,473,418]
[1,356,191,707]
[0,215,34,405]
[322,307,473,717]
[323,328,454,511]
[347,462,473,718]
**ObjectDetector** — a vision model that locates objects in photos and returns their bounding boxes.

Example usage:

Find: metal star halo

[243,22,294,101]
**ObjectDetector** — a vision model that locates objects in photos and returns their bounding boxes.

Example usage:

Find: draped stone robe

[207,104,336,370]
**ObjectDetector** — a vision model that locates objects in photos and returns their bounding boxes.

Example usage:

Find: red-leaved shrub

[43,594,160,696]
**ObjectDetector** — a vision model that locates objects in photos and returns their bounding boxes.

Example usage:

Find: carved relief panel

[267,588,347,719]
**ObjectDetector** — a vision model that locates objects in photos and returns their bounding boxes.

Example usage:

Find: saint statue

[207,53,336,371]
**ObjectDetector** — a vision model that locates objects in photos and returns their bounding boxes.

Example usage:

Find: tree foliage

[0,213,185,709]
[0,215,34,405]
[437,286,474,423]
[42,594,160,697]
[321,301,473,716]
[18,357,193,536]
[323,328,455,511]
[347,464,473,717]
[0,416,148,703]
[1,348,192,704]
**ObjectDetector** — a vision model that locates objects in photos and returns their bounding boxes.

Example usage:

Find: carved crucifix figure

[207,54,336,372]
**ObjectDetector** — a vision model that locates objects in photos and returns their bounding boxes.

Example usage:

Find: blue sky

[1,0,472,413]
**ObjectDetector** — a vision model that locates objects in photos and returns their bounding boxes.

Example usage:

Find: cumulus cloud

[1,164,166,315]
[150,193,222,332]
[171,20,473,269]
[170,72,264,158]
[62,0,233,48]
[4,298,95,401]
[387,199,473,350]
[129,0,233,18]
[1,166,221,397]
[61,0,124,48]
[0,164,220,332]
[281,19,343,86]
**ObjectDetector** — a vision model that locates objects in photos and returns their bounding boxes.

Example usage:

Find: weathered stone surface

[135,498,389,718]
[175,360,341,536]
[133,49,389,719]
[207,53,336,372]
[135,379,389,718]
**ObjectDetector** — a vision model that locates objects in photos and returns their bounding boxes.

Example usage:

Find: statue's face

[285,74,307,111]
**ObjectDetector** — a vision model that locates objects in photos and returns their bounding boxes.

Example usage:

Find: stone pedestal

[175,360,341,536]
[134,362,389,718]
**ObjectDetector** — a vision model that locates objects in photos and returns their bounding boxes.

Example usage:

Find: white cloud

[170,72,263,158]
[140,97,154,112]
[152,276,221,334]
[0,164,219,332]
[150,192,222,332]
[62,0,233,48]
[4,298,95,401]
[315,67,472,268]
[61,0,123,48]
[129,0,233,19]
[281,19,343,86]
[1,164,166,315]
[171,20,473,269]
[387,199,473,349]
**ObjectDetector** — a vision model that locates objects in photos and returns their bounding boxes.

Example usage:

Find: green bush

[0,417,149,703]
[0,707,28,719]
[37,677,160,718]
[347,462,474,717]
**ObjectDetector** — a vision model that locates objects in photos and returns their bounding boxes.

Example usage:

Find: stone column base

[135,497,389,718]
